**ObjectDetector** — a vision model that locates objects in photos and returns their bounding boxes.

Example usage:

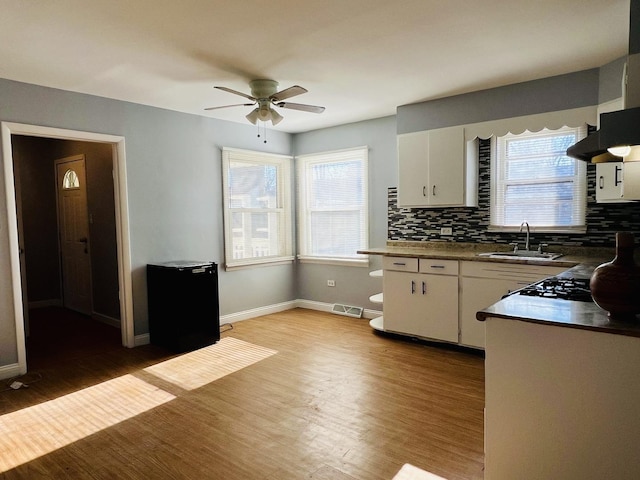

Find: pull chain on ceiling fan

[205,79,325,126]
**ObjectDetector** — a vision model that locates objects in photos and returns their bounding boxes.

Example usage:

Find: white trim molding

[0,362,24,381]
[1,122,134,378]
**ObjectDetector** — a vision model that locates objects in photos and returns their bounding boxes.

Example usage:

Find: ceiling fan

[205,79,325,126]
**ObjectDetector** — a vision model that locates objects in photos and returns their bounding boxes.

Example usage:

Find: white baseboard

[0,362,25,381]
[220,300,298,325]
[362,308,383,320]
[134,333,150,347]
[28,299,63,309]
[295,299,381,319]
[92,313,121,329]
[133,299,377,349]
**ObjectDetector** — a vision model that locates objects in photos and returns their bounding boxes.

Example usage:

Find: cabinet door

[621,161,640,200]
[459,277,527,348]
[595,162,626,203]
[397,131,429,206]
[397,127,465,207]
[427,126,464,206]
[384,271,458,342]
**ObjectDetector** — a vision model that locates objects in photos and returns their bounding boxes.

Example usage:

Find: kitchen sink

[477,251,564,260]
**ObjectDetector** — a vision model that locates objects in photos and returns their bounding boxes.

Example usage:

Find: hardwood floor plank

[0,307,484,479]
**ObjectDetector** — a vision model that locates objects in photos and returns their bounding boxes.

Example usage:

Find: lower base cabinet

[383,256,459,343]
[380,256,566,348]
[459,262,564,348]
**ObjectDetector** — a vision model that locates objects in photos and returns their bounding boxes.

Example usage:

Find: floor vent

[331,304,363,318]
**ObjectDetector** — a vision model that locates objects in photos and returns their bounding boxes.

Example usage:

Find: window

[297,147,368,265]
[62,169,80,189]
[222,148,293,270]
[490,126,587,233]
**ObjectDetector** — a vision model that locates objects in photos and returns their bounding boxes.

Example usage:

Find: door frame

[2,122,135,375]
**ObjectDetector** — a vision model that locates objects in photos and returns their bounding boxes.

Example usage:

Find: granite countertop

[361,241,640,338]
[358,241,613,268]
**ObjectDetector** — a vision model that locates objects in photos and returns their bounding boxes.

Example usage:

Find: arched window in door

[62,169,80,189]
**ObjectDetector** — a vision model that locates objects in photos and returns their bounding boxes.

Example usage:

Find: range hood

[567,0,640,161]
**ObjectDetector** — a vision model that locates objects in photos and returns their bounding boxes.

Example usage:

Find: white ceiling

[0,0,630,133]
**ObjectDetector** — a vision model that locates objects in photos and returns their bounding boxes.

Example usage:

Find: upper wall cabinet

[397,126,477,208]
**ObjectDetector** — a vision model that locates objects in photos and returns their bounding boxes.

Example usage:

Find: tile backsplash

[388,139,640,248]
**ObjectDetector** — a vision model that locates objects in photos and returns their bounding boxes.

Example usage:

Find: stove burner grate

[516,277,593,302]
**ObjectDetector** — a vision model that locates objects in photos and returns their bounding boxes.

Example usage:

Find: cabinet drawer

[460,261,563,282]
[383,256,419,272]
[419,258,459,275]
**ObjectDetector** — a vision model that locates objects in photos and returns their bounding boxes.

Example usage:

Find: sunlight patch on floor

[144,337,277,390]
[0,375,175,472]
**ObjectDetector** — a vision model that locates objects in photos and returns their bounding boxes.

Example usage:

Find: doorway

[1,122,134,376]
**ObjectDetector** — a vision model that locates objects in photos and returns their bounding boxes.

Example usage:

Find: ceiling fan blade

[275,101,325,114]
[214,86,256,101]
[204,102,255,111]
[270,85,307,102]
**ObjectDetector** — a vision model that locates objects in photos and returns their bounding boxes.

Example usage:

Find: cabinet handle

[422,281,426,294]
[430,265,445,269]
[599,175,604,190]
[432,185,436,196]
[615,165,622,186]
[411,280,416,294]
[422,186,426,197]
[393,262,406,266]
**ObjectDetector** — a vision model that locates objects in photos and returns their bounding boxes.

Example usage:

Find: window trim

[489,126,588,234]
[221,147,293,271]
[296,146,369,266]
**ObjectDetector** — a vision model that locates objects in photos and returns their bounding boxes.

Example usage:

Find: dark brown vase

[590,232,640,322]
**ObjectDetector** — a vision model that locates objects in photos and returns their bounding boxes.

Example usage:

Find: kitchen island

[477,263,640,480]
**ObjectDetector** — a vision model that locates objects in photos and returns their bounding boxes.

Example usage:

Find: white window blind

[222,148,293,270]
[297,147,368,265]
[490,126,587,232]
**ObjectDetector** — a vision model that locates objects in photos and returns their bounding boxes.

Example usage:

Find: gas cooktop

[515,277,593,302]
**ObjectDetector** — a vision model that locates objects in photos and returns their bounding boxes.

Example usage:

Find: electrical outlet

[440,227,453,235]
[327,280,336,287]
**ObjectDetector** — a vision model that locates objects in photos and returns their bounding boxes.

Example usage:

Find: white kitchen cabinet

[397,126,475,207]
[595,162,628,202]
[459,262,564,348]
[383,257,459,342]
[620,160,640,200]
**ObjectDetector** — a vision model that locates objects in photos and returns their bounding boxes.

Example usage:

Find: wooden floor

[0,308,485,480]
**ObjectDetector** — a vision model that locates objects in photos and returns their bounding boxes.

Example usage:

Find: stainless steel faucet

[519,221,530,251]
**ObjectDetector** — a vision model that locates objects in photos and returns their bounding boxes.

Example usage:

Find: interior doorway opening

[2,122,134,376]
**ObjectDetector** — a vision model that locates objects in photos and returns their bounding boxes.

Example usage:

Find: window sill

[225,256,295,271]
[297,256,370,267]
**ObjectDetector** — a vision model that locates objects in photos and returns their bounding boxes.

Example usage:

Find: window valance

[462,106,597,141]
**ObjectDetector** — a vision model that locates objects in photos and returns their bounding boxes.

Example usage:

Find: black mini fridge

[147,261,220,352]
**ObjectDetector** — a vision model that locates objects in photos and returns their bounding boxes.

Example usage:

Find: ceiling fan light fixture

[258,106,271,122]
[245,108,260,125]
[270,109,283,126]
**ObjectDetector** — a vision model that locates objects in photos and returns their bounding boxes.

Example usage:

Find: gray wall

[599,57,627,104]
[0,78,294,366]
[397,69,600,134]
[293,116,397,312]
